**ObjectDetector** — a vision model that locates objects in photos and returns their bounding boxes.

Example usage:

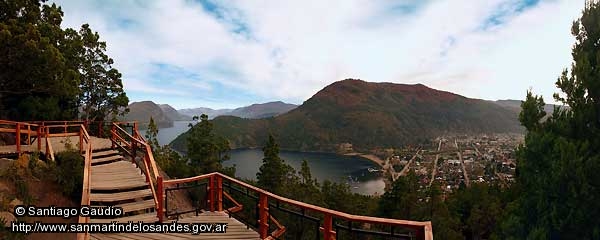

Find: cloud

[52,0,583,108]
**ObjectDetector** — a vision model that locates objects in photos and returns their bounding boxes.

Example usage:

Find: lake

[138,120,193,146]
[225,149,385,196]
[140,120,386,195]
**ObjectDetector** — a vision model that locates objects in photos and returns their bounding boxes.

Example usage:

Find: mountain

[177,101,297,119]
[171,79,523,152]
[159,104,192,121]
[123,101,173,128]
[226,101,297,119]
[178,107,233,119]
[492,99,561,116]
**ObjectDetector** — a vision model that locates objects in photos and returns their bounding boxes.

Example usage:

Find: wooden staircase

[86,148,158,223]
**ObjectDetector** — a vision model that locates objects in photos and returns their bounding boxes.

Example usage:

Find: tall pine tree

[498,2,600,238]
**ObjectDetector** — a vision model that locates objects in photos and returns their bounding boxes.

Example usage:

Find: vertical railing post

[15,123,21,155]
[63,121,67,134]
[258,193,269,239]
[36,127,41,152]
[323,214,335,240]
[84,120,89,136]
[98,122,103,137]
[79,128,83,154]
[27,125,31,145]
[209,175,215,212]
[45,128,50,159]
[133,122,138,138]
[111,124,116,149]
[216,175,223,211]
[143,154,150,183]
[157,176,164,223]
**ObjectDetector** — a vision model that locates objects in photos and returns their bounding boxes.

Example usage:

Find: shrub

[54,151,83,201]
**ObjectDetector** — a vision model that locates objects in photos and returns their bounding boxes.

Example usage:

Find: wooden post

[16,123,21,155]
[209,176,215,212]
[111,125,116,149]
[133,122,138,138]
[157,176,164,223]
[63,121,67,133]
[36,127,41,152]
[98,122,103,137]
[144,154,150,183]
[323,214,335,240]
[45,129,50,159]
[258,193,269,239]
[216,175,223,211]
[79,128,83,154]
[27,125,31,145]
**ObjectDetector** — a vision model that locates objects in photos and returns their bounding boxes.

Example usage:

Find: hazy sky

[53,0,583,109]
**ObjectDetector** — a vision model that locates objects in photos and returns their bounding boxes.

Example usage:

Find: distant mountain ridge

[170,79,524,152]
[178,101,298,119]
[122,101,173,128]
[492,99,562,116]
[159,104,192,121]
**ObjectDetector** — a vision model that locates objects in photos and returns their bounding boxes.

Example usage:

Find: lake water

[140,121,386,195]
[139,121,193,146]
[225,149,385,196]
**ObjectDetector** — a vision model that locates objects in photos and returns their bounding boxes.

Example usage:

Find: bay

[225,149,385,196]
[139,120,386,196]
[138,120,193,146]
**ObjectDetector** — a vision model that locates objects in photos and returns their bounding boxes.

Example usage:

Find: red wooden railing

[160,172,434,240]
[109,122,161,221]
[0,120,43,155]
[76,124,93,240]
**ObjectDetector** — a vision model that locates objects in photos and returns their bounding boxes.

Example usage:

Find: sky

[53,0,584,109]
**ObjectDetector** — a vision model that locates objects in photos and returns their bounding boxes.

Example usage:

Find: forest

[1,0,600,239]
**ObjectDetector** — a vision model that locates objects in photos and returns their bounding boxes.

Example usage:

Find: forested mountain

[122,101,172,128]
[171,79,522,152]
[178,101,297,119]
[226,101,298,119]
[493,99,560,116]
[178,107,233,119]
[159,104,191,121]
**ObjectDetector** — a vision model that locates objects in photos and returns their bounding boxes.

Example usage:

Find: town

[369,133,523,195]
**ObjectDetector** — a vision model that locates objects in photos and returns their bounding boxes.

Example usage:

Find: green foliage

[186,114,233,176]
[256,134,289,193]
[497,2,600,239]
[53,151,83,201]
[77,24,129,121]
[0,0,127,121]
[145,118,192,179]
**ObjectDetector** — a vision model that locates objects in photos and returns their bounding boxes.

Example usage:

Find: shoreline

[343,152,385,168]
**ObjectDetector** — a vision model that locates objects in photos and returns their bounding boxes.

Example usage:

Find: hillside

[171,79,523,152]
[178,107,233,119]
[493,99,561,116]
[226,101,297,119]
[122,101,173,128]
[159,104,192,121]
[177,101,297,119]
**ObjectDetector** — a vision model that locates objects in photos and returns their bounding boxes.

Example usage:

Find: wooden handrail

[77,124,93,240]
[111,123,161,224]
[162,172,433,240]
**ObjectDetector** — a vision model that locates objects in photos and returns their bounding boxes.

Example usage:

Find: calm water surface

[139,121,192,146]
[225,149,385,195]
[141,121,385,195]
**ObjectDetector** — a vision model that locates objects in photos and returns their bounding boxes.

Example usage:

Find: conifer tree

[498,2,600,238]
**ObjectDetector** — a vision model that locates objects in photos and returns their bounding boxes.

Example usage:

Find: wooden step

[89,150,119,158]
[90,212,158,223]
[91,178,148,191]
[90,189,153,202]
[93,199,156,214]
[91,155,123,165]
